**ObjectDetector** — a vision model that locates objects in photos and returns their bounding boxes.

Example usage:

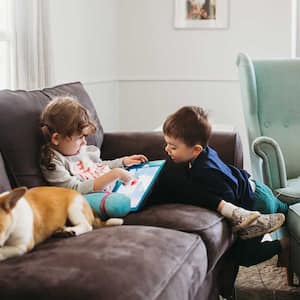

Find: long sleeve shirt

[41,145,124,194]
[185,146,255,210]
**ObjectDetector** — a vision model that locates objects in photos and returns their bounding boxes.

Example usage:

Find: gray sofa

[0,82,241,300]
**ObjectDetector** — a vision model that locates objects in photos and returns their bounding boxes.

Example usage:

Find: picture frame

[174,0,229,29]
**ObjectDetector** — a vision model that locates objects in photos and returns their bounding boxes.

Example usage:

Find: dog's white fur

[0,186,122,261]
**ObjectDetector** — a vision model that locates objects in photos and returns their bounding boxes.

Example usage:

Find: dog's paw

[53,228,76,238]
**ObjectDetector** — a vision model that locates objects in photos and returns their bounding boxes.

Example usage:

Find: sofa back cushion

[0,152,12,192]
[0,82,103,188]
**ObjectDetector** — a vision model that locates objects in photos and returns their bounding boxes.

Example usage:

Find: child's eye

[79,134,88,139]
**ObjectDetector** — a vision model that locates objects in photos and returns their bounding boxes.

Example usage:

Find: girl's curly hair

[40,96,97,170]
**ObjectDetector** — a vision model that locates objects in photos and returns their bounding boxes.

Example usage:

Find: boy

[161,106,288,266]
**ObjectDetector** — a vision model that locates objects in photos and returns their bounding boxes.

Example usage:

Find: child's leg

[218,200,260,231]
[219,200,285,238]
[232,237,281,267]
[84,192,131,220]
[253,180,288,214]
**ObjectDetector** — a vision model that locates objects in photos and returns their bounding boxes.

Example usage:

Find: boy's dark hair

[163,106,212,147]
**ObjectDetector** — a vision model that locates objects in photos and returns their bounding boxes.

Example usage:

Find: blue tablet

[112,160,166,211]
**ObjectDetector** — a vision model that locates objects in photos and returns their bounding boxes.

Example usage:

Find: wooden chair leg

[286,266,294,286]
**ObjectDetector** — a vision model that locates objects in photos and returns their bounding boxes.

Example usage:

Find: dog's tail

[93,216,123,228]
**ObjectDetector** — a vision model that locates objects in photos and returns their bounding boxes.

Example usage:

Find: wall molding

[117,77,238,82]
[80,78,239,85]
[82,79,118,85]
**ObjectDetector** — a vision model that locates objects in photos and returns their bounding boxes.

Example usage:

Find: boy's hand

[122,154,148,167]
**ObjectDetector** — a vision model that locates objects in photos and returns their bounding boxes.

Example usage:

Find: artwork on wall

[174,0,229,29]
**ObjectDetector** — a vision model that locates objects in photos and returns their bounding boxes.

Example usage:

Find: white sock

[220,202,240,219]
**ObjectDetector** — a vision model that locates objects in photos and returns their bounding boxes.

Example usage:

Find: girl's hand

[114,168,133,184]
[122,154,148,167]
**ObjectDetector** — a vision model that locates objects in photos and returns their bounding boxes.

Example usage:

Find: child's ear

[50,132,60,146]
[193,144,203,156]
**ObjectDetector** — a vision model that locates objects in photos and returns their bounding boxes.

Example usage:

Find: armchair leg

[286,266,294,286]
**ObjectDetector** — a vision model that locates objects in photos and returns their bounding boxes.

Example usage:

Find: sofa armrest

[252,136,287,189]
[101,129,243,168]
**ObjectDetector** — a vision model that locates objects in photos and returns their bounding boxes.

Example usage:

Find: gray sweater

[41,145,124,194]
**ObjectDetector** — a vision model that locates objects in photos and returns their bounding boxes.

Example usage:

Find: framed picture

[174,0,229,29]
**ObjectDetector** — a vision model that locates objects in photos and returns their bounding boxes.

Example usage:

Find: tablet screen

[113,160,165,211]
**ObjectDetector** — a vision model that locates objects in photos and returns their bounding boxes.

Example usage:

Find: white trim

[291,0,298,58]
[55,78,238,86]
[80,78,238,84]
[294,0,300,57]
[117,77,237,82]
[82,79,117,85]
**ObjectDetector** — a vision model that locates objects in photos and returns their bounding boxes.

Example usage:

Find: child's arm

[41,161,95,194]
[41,159,131,194]
[93,168,133,191]
[103,154,148,168]
[122,154,148,167]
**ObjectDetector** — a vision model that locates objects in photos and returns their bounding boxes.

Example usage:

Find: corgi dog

[0,186,122,261]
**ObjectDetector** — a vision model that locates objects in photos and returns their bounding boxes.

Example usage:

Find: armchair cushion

[275,179,300,204]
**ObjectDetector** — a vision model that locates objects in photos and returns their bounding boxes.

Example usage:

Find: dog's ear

[0,187,27,212]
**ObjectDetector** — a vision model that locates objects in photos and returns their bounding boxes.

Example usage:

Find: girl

[40,96,148,219]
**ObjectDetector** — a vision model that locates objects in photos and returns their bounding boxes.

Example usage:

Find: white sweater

[41,145,124,194]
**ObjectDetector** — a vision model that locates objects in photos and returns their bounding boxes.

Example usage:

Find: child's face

[51,127,90,156]
[164,135,202,163]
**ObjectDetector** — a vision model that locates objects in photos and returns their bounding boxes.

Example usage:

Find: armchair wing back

[237,52,300,204]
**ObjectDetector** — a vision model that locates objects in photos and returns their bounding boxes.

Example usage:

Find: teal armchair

[237,53,300,204]
[237,53,300,285]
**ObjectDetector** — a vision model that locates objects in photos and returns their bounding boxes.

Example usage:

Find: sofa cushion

[0,152,11,192]
[124,204,235,273]
[0,82,103,188]
[0,226,207,300]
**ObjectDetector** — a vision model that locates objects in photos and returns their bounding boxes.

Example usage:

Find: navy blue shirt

[186,146,255,210]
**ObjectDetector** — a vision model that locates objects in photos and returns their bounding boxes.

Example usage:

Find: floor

[234,257,300,299]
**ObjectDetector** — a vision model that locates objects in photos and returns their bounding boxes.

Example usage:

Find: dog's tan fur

[0,186,122,261]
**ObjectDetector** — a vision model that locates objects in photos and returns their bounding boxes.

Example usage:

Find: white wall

[48,0,119,130]
[117,0,293,170]
[48,0,293,171]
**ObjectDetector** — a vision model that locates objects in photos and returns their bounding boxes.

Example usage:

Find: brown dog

[0,186,122,261]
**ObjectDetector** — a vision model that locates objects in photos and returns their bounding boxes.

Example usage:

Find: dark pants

[231,237,281,267]
[232,181,288,267]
